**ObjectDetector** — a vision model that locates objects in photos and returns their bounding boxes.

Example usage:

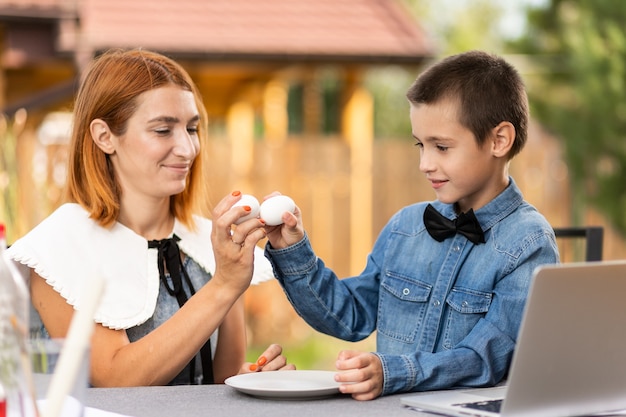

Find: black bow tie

[423,204,485,244]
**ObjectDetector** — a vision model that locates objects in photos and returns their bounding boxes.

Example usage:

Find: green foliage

[365,66,415,138]
[371,0,514,139]
[0,110,25,241]
[247,338,337,371]
[401,0,509,55]
[247,334,376,371]
[511,0,626,233]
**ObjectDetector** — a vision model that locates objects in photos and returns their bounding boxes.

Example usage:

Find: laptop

[401,260,626,417]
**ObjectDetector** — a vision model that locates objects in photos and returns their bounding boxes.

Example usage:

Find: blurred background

[1,0,625,369]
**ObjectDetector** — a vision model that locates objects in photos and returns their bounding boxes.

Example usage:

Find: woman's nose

[174,129,198,158]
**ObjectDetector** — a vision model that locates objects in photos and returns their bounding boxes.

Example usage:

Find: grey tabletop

[86,384,431,417]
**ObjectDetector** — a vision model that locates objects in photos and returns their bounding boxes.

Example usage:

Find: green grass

[246,333,376,370]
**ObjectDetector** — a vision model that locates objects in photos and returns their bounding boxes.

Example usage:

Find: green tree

[0,110,26,242]
[512,0,626,233]
[402,0,508,55]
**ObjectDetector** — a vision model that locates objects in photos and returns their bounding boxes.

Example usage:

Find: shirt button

[402,288,410,296]
[462,301,469,307]
[432,300,441,306]
[453,246,461,252]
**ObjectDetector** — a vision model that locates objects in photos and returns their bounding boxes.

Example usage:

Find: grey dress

[126,256,216,385]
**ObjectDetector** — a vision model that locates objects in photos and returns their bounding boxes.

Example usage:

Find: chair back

[553,226,603,262]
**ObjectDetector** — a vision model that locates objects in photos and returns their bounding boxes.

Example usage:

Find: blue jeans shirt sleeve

[265,234,380,341]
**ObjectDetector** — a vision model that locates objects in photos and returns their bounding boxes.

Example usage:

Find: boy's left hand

[262,192,304,250]
[334,350,383,400]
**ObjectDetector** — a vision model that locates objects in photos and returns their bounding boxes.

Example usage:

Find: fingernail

[232,190,241,196]
[257,356,267,366]
[243,205,251,212]
[249,364,258,371]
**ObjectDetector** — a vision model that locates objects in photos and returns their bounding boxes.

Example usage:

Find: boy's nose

[419,150,434,173]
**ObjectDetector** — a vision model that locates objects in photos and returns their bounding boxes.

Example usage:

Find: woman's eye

[155,128,171,135]
[187,126,199,135]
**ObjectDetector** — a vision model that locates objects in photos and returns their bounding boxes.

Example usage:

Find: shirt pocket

[441,287,492,349]
[379,272,432,343]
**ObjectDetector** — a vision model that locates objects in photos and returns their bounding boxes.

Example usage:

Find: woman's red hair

[65,49,209,229]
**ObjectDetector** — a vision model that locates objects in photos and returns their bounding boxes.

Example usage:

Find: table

[86,384,431,417]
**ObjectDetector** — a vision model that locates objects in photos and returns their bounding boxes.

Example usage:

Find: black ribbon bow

[423,204,485,244]
[148,235,214,384]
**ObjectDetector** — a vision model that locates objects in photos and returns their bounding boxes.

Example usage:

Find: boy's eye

[436,145,448,151]
[414,140,423,148]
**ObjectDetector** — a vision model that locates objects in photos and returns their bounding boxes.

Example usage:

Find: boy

[263,50,559,400]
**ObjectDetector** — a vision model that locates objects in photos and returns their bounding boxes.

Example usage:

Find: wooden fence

[4,121,626,367]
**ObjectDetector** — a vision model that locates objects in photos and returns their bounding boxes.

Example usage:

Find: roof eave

[0,6,76,21]
[96,49,433,66]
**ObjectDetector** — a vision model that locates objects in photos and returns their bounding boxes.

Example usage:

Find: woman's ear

[491,121,515,158]
[90,119,115,154]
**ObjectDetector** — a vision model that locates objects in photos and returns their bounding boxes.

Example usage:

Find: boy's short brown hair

[406,50,528,160]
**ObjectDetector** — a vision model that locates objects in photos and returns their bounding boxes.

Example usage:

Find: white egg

[232,194,261,224]
[259,195,296,226]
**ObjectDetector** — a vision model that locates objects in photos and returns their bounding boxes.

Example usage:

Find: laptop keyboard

[453,399,503,413]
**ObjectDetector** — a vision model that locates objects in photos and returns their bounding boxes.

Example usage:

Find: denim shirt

[265,178,559,396]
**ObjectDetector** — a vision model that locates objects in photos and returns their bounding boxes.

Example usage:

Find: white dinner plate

[225,370,341,400]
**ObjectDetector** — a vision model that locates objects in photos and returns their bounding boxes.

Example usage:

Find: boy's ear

[491,121,515,158]
[90,119,115,154]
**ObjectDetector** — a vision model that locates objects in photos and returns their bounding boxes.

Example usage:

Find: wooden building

[4,1,623,364]
[0,0,432,263]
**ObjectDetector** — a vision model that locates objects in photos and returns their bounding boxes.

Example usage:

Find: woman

[7,48,293,386]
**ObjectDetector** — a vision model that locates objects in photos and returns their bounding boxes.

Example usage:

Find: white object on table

[42,274,105,417]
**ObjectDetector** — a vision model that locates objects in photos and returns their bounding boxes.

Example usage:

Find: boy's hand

[263,192,305,249]
[334,350,383,400]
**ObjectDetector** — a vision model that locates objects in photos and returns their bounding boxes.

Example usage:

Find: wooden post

[263,80,288,147]
[342,77,374,275]
[302,68,321,136]
[227,101,255,191]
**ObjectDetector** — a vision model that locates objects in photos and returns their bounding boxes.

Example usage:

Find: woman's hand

[262,192,305,250]
[210,191,267,293]
[239,344,296,374]
[334,350,383,401]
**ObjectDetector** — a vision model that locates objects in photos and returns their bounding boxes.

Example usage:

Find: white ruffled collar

[7,203,274,330]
